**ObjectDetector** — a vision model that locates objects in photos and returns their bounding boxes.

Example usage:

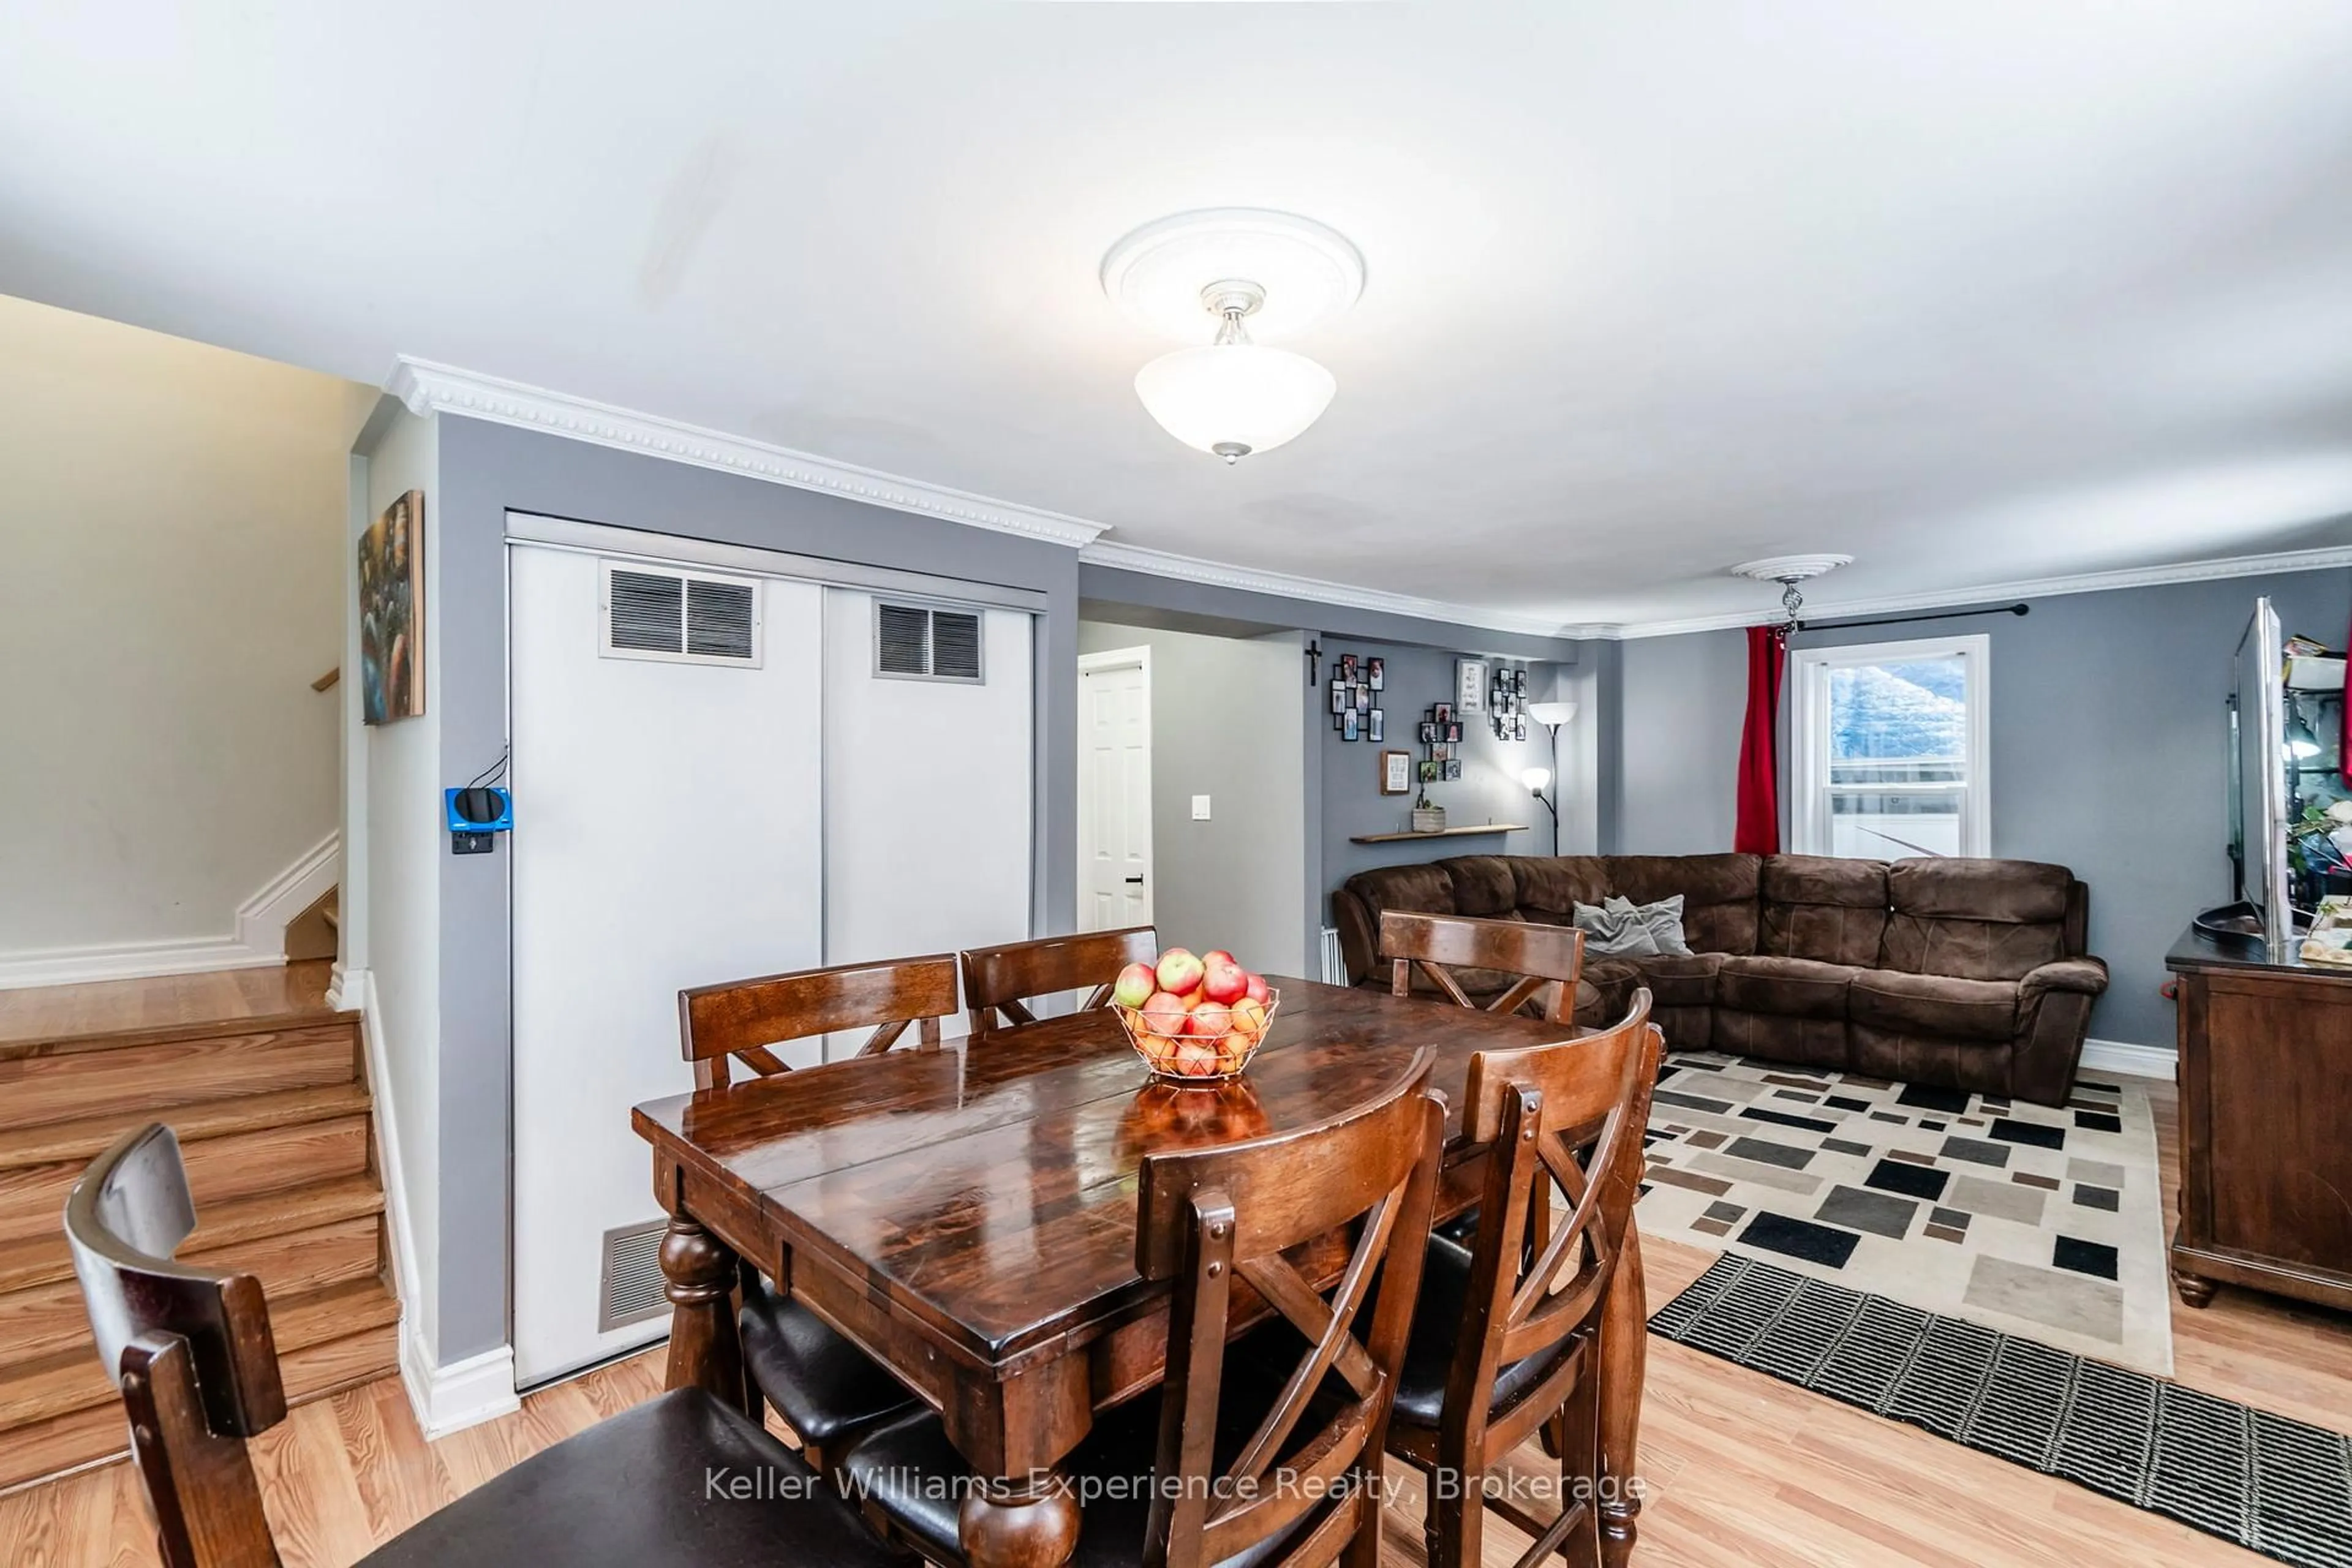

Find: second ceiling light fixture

[1100,208,1364,463]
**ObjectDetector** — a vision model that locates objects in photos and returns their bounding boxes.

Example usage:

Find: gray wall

[423,415,1080,1366]
[1076,620,1310,976]
[1619,629,1746,854]
[1319,639,1562,887]
[1076,564,1594,940]
[1608,568,2352,1050]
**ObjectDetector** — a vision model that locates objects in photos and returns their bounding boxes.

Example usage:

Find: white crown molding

[1080,539,1611,643]
[385,357,1107,551]
[1613,544,2352,639]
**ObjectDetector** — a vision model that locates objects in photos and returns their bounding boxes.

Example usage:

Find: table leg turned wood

[659,1211,748,1414]
[1598,1219,1648,1567]
[958,1472,1081,1568]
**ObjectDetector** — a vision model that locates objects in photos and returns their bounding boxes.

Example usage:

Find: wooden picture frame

[1379,749,1412,794]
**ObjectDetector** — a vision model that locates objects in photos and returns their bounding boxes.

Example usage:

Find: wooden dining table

[633,974,1648,1568]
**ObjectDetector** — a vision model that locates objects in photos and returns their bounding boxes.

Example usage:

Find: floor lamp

[1522,701,1577,856]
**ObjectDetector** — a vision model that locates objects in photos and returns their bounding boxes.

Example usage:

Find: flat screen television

[2232,598,2294,956]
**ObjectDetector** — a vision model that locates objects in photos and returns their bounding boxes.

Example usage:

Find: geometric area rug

[1652,1253,2352,1568]
[1637,1051,2174,1376]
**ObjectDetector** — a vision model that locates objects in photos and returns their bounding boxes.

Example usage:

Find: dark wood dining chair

[1379,909,1584,1023]
[66,1123,903,1568]
[677,957,957,1474]
[959,925,1156,1034]
[1381,991,1660,1568]
[837,1050,1446,1568]
[680,952,960,1090]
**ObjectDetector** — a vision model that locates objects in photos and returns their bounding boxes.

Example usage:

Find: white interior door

[823,590,1033,1043]
[1077,649,1152,931]
[510,543,824,1386]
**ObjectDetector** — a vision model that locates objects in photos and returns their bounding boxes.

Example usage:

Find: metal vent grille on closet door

[597,1218,671,1332]
[875,601,985,683]
[607,570,684,653]
[600,562,763,667]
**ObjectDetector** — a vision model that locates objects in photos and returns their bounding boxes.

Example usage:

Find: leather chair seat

[1388,1236,1571,1429]
[1849,968,2018,1042]
[1714,955,1856,1020]
[359,1389,902,1567]
[838,1372,1317,1567]
[741,1280,918,1449]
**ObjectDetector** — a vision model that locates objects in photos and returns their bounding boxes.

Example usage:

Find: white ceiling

[6,2,2351,632]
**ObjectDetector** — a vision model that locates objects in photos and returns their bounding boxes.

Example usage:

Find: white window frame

[1789,633,1991,860]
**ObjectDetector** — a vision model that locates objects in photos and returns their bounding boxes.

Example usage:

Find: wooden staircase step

[0,1276,399,1432]
[0,1099,372,1246]
[0,961,342,1060]
[0,1277,402,1493]
[1,1209,386,1370]
[0,1174,385,1297]
[0,1080,369,1172]
[0,1021,359,1136]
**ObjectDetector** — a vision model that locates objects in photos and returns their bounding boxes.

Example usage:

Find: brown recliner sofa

[1332,852,2107,1106]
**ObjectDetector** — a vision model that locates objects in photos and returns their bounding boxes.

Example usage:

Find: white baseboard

[399,1325,519,1440]
[0,832,339,991]
[2079,1037,2176,1081]
[0,935,284,990]
[235,831,339,955]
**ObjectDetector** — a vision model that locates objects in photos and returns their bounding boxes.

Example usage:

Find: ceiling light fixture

[1102,209,1363,464]
[1730,555,1853,637]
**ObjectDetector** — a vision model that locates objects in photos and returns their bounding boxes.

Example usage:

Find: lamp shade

[1134,342,1336,461]
[1526,701,1578,728]
[1522,767,1552,793]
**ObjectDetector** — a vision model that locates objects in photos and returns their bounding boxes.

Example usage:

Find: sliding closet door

[823,589,1033,1041]
[510,543,824,1385]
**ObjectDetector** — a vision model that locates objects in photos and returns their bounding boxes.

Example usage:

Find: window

[1789,635,1989,859]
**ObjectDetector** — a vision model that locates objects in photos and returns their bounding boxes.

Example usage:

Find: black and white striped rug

[1651,1253,2352,1568]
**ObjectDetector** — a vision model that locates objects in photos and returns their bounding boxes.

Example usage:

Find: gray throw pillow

[1572,894,1693,958]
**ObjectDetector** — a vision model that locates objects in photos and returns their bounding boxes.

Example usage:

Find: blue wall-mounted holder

[446,786,513,854]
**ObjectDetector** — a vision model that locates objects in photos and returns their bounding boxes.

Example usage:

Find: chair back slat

[679,956,958,1090]
[1134,1050,1443,1568]
[1379,911,1582,1023]
[1450,992,1659,1433]
[960,926,1156,1035]
[66,1124,285,1568]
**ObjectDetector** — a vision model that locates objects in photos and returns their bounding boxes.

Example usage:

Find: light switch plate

[1191,795,1212,821]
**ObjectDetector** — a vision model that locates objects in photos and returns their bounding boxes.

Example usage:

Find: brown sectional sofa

[1332,852,2107,1106]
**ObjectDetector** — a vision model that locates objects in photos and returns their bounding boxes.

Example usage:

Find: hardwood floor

[6,1076,2347,1567]
[0,960,336,1052]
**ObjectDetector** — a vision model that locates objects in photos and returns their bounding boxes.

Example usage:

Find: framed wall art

[359,489,425,724]
[1380,748,1412,794]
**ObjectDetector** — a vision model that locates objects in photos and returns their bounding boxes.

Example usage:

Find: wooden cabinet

[2167,926,2352,1311]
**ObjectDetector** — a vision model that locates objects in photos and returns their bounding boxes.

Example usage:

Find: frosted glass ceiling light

[1133,282,1336,463]
[1102,209,1362,464]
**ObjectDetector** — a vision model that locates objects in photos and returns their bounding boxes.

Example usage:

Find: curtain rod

[1792,601,2030,636]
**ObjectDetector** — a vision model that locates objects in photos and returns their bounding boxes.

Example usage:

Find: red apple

[1189,1001,1233,1038]
[1155,948,1205,995]
[1174,1041,1219,1077]
[1140,991,1189,1035]
[1202,949,1237,971]
[1242,972,1272,1006]
[1112,961,1157,1010]
[1201,959,1248,1006]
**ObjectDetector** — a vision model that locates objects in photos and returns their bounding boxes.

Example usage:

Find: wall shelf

[1349,823,1529,845]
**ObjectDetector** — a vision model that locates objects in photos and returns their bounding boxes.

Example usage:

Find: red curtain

[1734,626,1785,854]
